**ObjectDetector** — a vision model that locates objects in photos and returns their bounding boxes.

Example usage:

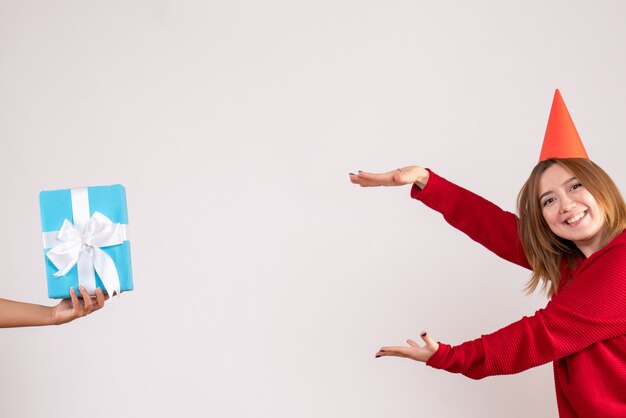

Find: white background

[2,1,626,417]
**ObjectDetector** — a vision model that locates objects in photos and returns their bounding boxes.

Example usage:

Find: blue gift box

[39,184,133,299]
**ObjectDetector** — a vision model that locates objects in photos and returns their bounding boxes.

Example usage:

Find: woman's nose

[560,199,577,213]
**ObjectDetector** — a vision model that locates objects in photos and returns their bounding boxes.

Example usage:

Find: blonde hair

[517,158,626,296]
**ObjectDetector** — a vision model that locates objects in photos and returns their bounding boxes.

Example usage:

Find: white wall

[2,1,626,417]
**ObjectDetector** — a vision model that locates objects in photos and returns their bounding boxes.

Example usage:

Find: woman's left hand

[51,286,108,325]
[376,331,439,363]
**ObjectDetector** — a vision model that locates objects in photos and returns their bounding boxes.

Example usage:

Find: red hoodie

[411,171,626,418]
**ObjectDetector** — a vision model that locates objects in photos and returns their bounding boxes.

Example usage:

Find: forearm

[411,170,530,269]
[427,314,563,380]
[0,298,55,328]
[427,338,489,380]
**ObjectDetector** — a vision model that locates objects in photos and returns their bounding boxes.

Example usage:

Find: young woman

[349,92,626,417]
[0,286,107,327]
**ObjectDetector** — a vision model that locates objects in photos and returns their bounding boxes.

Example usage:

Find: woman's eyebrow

[539,177,578,201]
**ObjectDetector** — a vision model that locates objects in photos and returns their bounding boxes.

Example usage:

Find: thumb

[393,167,421,185]
[420,331,438,351]
[393,168,415,185]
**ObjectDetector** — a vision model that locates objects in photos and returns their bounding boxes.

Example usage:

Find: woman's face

[538,163,605,257]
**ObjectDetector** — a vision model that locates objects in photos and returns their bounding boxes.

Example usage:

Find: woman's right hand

[349,166,430,188]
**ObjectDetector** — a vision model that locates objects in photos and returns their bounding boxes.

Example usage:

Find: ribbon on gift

[42,188,128,297]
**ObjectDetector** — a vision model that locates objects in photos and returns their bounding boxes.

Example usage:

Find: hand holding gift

[0,184,131,328]
[51,286,108,325]
[0,286,107,328]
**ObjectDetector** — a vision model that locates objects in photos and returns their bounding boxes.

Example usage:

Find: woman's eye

[570,183,583,191]
[542,197,555,207]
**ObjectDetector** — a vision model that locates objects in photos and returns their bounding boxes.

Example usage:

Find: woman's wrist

[47,305,60,326]
[414,167,430,189]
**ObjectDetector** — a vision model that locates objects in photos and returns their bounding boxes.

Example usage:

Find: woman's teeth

[567,211,586,224]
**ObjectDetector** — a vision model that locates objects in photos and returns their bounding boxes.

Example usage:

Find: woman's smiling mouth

[565,210,587,225]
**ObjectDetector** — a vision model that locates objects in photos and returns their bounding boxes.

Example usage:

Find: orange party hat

[539,89,588,161]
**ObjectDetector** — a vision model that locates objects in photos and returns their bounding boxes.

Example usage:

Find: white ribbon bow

[46,211,123,297]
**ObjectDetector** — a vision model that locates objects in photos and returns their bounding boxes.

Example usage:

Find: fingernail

[358,170,362,173]
[420,331,427,337]
[349,172,355,176]
[375,355,381,358]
